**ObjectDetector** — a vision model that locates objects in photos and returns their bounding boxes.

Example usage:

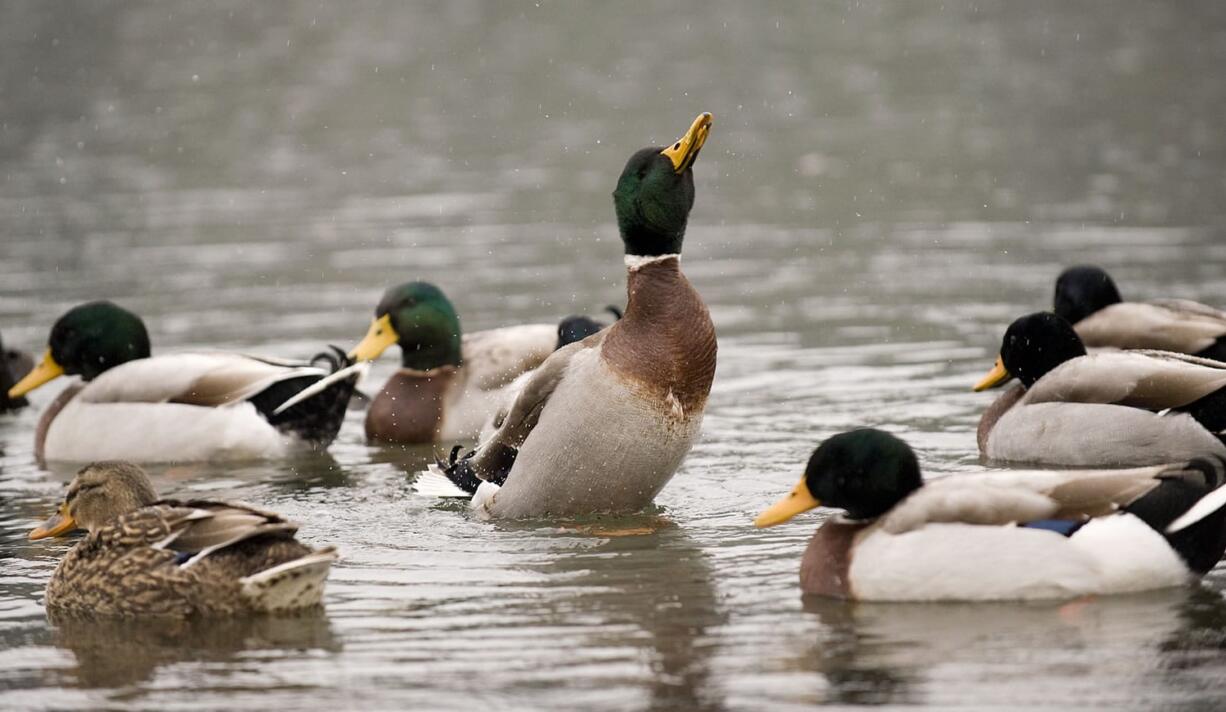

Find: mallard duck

[1,330,33,412]
[475,306,624,443]
[348,281,558,444]
[973,312,1226,466]
[755,429,1226,601]
[413,112,718,518]
[1054,265,1226,360]
[29,461,337,617]
[9,301,364,463]
[555,306,622,350]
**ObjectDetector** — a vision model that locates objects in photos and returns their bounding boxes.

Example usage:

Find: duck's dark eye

[673,142,681,150]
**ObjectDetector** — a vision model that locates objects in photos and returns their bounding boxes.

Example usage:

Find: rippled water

[3,2,1226,709]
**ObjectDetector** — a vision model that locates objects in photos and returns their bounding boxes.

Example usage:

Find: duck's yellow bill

[29,504,77,540]
[972,356,1013,392]
[661,112,713,174]
[349,314,399,362]
[755,478,821,528]
[8,350,64,399]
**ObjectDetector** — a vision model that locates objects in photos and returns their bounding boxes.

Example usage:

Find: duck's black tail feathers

[433,441,519,496]
[248,347,364,448]
[1126,455,1226,574]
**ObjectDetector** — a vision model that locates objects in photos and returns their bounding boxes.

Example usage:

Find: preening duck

[29,461,337,617]
[348,281,558,444]
[755,429,1226,601]
[9,301,363,463]
[973,312,1226,466]
[1054,265,1226,360]
[414,112,718,518]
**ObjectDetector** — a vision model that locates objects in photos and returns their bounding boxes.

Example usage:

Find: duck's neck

[398,339,462,371]
[602,254,717,413]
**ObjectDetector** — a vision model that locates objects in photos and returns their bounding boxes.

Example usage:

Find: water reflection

[46,613,340,690]
[797,586,1226,707]
[528,521,725,712]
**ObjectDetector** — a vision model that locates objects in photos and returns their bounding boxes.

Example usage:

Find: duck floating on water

[416,112,718,518]
[29,461,337,618]
[1054,265,1226,360]
[348,281,558,444]
[756,429,1226,601]
[9,301,363,463]
[974,312,1226,466]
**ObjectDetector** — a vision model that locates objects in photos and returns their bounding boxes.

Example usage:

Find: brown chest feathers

[365,367,457,443]
[800,518,870,599]
[601,258,717,415]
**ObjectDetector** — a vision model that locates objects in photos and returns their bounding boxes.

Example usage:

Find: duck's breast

[488,347,704,518]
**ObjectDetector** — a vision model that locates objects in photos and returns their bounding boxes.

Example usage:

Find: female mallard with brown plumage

[974,312,1226,466]
[29,461,337,618]
[1054,265,1226,360]
[756,429,1226,601]
[415,112,718,518]
[9,301,364,463]
[348,281,558,444]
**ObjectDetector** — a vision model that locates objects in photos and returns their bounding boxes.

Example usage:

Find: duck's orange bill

[8,350,63,399]
[29,503,77,540]
[661,112,713,174]
[755,478,820,528]
[973,355,1013,392]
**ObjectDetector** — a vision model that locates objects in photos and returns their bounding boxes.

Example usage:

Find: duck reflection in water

[796,586,1226,707]
[518,517,724,712]
[48,612,340,690]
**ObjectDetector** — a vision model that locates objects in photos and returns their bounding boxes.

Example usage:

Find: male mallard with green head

[756,429,1226,601]
[1053,265,1226,360]
[10,301,364,463]
[416,112,718,518]
[973,312,1226,466]
[30,461,337,617]
[348,281,558,444]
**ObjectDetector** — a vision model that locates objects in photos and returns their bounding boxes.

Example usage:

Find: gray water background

[2,2,1226,709]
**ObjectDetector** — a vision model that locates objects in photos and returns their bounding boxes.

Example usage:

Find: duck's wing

[103,500,299,564]
[458,333,604,486]
[461,324,558,391]
[1075,301,1226,353]
[1024,351,1226,411]
[881,463,1182,534]
[78,352,327,407]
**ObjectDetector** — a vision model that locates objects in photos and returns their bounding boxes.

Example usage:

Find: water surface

[3,2,1226,709]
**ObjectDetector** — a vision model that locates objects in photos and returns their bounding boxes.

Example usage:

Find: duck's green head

[755,429,923,527]
[8,301,151,399]
[29,461,158,539]
[349,281,462,370]
[1053,265,1123,325]
[613,112,712,258]
[973,311,1087,392]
